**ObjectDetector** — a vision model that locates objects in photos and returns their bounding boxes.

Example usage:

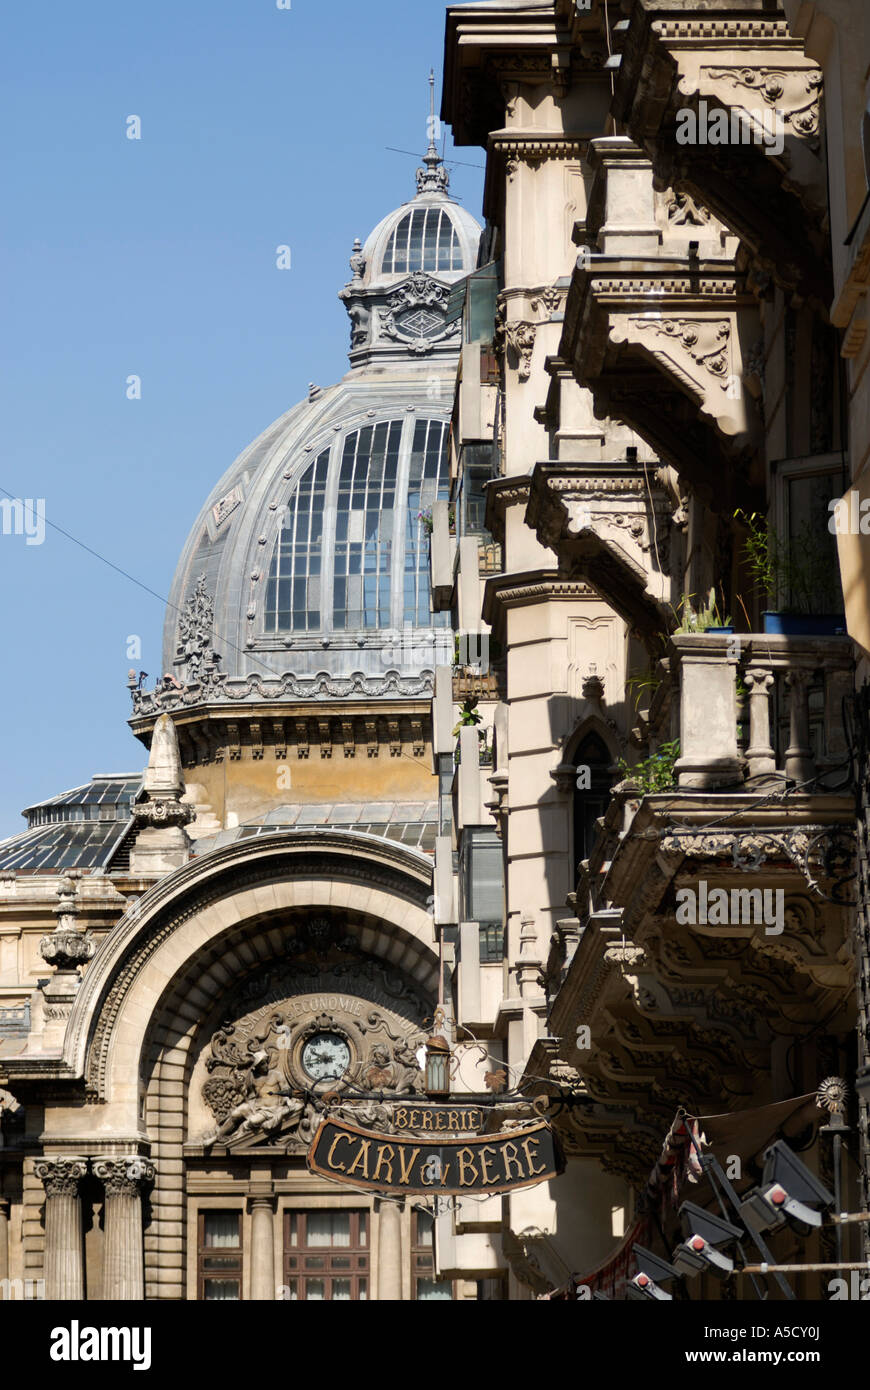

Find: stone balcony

[611,1,830,302]
[559,137,764,514]
[538,630,856,1182]
[667,632,853,791]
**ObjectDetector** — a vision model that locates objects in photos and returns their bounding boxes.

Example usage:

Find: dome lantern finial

[416,68,449,196]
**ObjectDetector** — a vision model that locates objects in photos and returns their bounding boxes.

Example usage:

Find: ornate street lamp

[425,1035,451,1096]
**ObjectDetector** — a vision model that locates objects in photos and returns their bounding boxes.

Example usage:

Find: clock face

[301,1032,351,1082]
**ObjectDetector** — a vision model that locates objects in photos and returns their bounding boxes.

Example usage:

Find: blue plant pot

[761,612,847,636]
[705,625,733,634]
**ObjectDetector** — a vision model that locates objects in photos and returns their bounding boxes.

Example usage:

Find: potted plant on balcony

[735,509,845,636]
[673,588,733,635]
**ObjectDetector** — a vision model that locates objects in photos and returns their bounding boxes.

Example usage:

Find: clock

[301,1032,351,1082]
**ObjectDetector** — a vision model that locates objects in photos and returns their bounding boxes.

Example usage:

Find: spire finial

[417,67,449,196]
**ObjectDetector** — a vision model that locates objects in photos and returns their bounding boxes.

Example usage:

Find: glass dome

[264,416,449,635]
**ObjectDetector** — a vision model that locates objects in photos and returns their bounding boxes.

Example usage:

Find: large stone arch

[64,831,435,1108]
[56,831,437,1299]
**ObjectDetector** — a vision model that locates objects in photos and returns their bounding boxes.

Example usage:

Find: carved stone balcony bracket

[528,461,674,646]
[500,319,538,381]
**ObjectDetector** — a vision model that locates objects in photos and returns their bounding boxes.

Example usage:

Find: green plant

[734,509,837,615]
[625,668,663,713]
[617,739,680,794]
[673,587,732,633]
[452,698,482,736]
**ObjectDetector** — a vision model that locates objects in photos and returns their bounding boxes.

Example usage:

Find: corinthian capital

[34,1156,88,1196]
[92,1157,155,1197]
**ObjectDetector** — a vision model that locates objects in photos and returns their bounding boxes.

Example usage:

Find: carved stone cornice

[483,476,531,545]
[131,707,433,770]
[658,823,855,888]
[481,569,597,636]
[131,668,435,719]
[492,133,590,177]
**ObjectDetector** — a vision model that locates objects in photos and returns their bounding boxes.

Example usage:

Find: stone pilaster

[93,1158,154,1301]
[247,1195,276,1301]
[35,1157,88,1299]
[376,1200,403,1300]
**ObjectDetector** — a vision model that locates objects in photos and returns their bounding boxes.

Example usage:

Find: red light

[691,1236,705,1251]
[769,1185,787,1206]
[637,1274,649,1287]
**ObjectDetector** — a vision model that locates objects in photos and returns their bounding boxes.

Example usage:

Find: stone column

[0,1194,9,1286]
[35,1157,88,1299]
[93,1158,154,1301]
[377,1200,403,1301]
[785,668,815,784]
[247,1196,276,1301]
[744,667,776,777]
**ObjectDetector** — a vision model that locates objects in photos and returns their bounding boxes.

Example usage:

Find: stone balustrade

[669,633,853,790]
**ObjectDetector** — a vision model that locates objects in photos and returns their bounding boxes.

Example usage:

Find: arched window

[572,732,613,871]
[381,208,463,274]
[264,448,329,632]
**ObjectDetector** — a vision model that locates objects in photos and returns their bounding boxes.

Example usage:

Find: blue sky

[0,0,483,837]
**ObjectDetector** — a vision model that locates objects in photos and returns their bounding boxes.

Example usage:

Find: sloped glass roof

[0,774,141,872]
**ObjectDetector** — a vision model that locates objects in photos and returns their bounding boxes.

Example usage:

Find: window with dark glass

[264,448,329,632]
[405,418,449,627]
[282,1210,368,1301]
[381,208,462,274]
[197,1210,242,1301]
[458,446,495,536]
[460,827,504,962]
[412,1209,452,1300]
[333,422,400,630]
[572,732,613,872]
[784,468,844,614]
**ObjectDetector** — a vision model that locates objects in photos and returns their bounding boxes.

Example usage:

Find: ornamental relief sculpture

[377,271,459,355]
[700,65,823,142]
[191,947,431,1152]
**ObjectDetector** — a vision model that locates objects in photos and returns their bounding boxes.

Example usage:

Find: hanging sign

[392,1104,484,1133]
[306,1116,560,1195]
